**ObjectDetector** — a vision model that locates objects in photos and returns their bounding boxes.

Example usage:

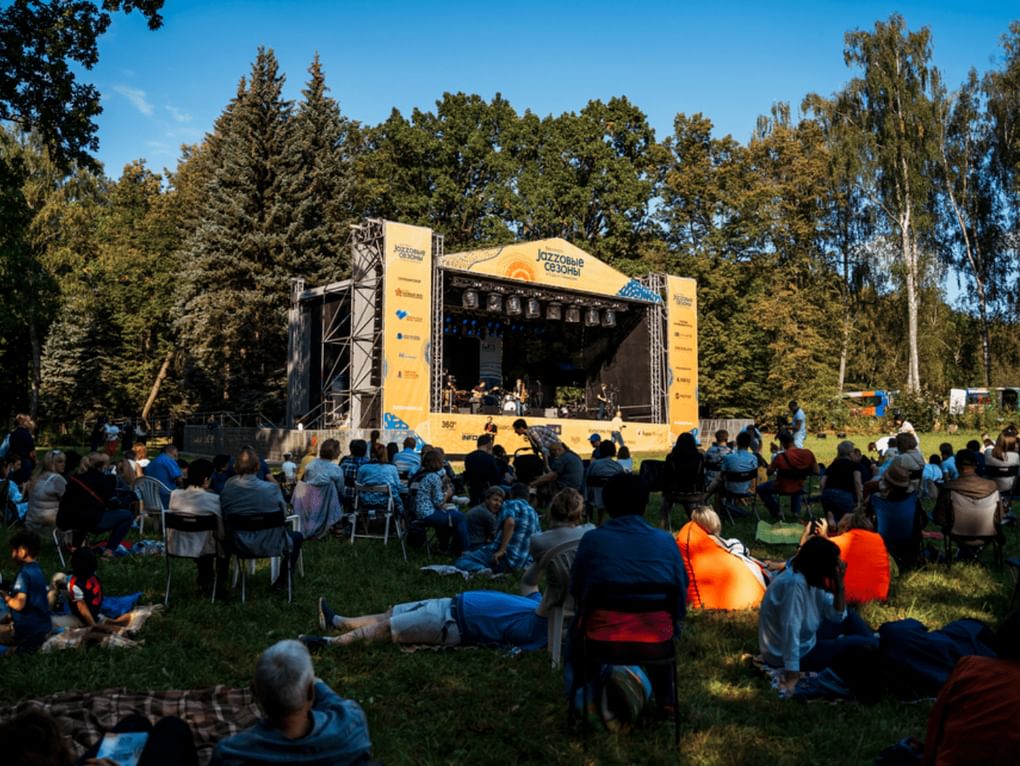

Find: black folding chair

[772,467,814,520]
[569,581,681,745]
[718,468,759,524]
[225,510,294,603]
[162,510,221,605]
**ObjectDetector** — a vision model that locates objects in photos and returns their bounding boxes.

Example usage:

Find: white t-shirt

[281,460,298,481]
[103,423,120,442]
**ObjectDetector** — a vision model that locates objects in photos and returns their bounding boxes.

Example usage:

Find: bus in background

[842,390,891,418]
[949,387,1020,415]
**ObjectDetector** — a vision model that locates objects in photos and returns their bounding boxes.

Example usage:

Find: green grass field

[1,430,1016,765]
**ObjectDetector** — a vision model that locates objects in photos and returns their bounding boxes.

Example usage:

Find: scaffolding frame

[643,273,669,424]
[429,231,445,412]
[348,220,386,429]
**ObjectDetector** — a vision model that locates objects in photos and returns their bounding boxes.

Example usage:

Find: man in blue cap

[589,433,602,459]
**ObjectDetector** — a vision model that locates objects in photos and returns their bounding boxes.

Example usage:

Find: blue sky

[90,0,1017,175]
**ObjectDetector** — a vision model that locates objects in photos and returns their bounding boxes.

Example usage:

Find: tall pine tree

[282,53,355,283]
[176,48,293,414]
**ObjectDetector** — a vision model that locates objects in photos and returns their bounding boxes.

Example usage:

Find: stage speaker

[457,407,473,414]
[544,408,558,418]
[481,405,500,415]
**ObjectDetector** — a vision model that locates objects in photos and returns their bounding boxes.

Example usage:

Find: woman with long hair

[758,535,877,693]
[660,432,705,529]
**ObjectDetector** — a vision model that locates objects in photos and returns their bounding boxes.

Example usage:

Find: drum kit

[442,374,528,414]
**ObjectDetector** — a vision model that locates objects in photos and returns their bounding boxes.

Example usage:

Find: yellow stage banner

[665,276,699,440]
[381,221,433,432]
[440,238,662,304]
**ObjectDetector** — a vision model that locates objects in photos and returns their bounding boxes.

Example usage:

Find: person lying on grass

[299,588,547,651]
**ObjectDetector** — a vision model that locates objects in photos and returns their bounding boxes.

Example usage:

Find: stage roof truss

[446,274,631,313]
[347,219,386,429]
[643,273,668,424]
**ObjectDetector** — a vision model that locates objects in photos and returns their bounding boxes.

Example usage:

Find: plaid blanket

[0,685,260,765]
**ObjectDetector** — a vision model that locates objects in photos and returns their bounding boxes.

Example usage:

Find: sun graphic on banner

[504,260,536,282]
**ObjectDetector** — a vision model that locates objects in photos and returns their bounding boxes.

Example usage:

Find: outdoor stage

[282,219,699,457]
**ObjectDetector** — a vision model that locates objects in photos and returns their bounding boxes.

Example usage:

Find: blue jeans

[79,508,134,550]
[423,509,469,555]
[821,489,856,523]
[756,481,803,519]
[800,611,877,672]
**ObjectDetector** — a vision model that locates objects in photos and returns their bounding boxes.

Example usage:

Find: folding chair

[522,537,581,668]
[52,528,76,568]
[718,468,759,524]
[348,483,407,561]
[569,581,681,744]
[872,493,921,567]
[162,510,221,605]
[984,464,1019,511]
[771,467,814,520]
[225,510,295,603]
[132,475,173,536]
[945,490,1003,568]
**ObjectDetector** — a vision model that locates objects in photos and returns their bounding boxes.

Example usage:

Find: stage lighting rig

[525,298,541,319]
[602,308,617,327]
[462,290,479,309]
[584,307,600,326]
[486,293,504,312]
[506,295,523,315]
[546,302,562,321]
[565,306,581,323]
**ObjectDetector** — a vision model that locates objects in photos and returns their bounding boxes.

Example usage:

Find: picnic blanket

[41,604,163,653]
[755,520,803,544]
[0,685,260,765]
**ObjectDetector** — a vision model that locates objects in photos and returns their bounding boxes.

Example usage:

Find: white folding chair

[946,490,1003,567]
[132,476,173,536]
[348,483,407,561]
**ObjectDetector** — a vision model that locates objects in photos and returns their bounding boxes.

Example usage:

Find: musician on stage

[596,383,612,420]
[513,378,527,416]
[470,380,487,414]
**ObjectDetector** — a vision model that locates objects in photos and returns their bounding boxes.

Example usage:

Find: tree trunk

[978,295,992,386]
[27,278,41,419]
[141,349,174,425]
[902,216,921,392]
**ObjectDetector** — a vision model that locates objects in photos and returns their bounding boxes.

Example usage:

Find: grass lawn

[1,430,1016,765]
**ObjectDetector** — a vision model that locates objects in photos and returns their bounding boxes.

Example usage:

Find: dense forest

[3,10,1020,429]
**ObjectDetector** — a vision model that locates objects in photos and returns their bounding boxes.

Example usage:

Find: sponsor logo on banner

[398,352,417,360]
[396,370,419,380]
[395,310,423,323]
[536,249,584,279]
[397,276,422,284]
[395,287,424,299]
[395,244,426,262]
[672,294,693,307]
[396,332,421,341]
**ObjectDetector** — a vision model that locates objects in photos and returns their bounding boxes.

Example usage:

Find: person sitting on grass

[919,609,1020,765]
[454,482,540,573]
[758,535,878,694]
[50,547,134,632]
[465,486,504,551]
[301,588,547,652]
[826,511,891,605]
[0,530,52,655]
[212,639,373,766]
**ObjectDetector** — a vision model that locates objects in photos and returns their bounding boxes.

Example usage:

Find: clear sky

[90,0,1017,176]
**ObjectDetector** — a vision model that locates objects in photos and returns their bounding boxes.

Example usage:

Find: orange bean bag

[829,528,890,604]
[675,521,765,610]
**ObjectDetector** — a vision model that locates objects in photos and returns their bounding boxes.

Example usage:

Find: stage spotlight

[506,295,522,315]
[525,297,541,319]
[462,290,479,309]
[546,302,562,321]
[602,309,616,328]
[486,293,503,312]
[565,306,581,323]
[584,307,600,326]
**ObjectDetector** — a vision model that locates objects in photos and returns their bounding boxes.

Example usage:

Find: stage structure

[286,220,698,455]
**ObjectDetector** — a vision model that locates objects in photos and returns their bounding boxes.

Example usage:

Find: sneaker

[318,597,339,631]
[298,634,330,650]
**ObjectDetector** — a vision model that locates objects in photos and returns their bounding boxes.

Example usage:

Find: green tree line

[3,13,1020,427]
